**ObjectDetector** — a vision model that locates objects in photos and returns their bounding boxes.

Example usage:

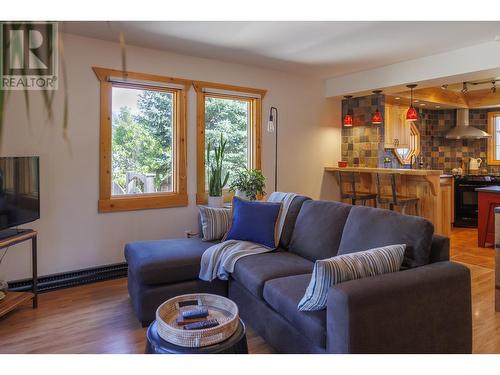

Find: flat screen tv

[0,157,40,235]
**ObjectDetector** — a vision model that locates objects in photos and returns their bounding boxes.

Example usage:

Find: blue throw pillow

[224,197,282,249]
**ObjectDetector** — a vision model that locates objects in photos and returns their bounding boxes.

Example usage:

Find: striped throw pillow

[198,206,232,241]
[298,244,406,311]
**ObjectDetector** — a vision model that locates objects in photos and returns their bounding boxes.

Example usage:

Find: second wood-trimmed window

[194,82,266,204]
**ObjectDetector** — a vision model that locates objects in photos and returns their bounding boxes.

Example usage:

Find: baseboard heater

[8,262,128,293]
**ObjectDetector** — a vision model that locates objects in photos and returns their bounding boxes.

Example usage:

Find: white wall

[1,33,341,280]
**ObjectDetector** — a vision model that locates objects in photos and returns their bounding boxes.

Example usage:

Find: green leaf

[206,132,230,196]
[59,34,70,137]
[222,172,229,189]
[0,87,4,145]
[23,90,30,124]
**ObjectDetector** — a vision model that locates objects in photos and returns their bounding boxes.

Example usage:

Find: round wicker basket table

[145,293,248,354]
[145,319,248,354]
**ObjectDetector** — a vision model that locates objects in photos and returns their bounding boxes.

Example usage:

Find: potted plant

[229,168,266,201]
[206,133,230,207]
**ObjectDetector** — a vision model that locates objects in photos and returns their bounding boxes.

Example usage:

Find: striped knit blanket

[199,192,297,281]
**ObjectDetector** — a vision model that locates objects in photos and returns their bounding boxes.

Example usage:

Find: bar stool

[338,171,377,207]
[375,173,420,215]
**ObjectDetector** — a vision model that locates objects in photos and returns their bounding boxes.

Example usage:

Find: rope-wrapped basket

[156,293,239,348]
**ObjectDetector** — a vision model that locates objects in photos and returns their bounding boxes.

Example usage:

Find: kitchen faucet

[409,155,424,169]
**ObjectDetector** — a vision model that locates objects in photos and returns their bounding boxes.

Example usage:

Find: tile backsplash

[341,94,384,168]
[417,108,496,173]
[341,94,499,173]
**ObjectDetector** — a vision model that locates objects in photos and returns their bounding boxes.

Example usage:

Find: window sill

[196,191,234,205]
[98,193,188,213]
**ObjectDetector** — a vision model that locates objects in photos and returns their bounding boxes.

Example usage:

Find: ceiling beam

[390,87,500,108]
[325,41,500,97]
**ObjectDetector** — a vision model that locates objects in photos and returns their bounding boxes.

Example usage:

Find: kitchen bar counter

[324,166,442,176]
[325,166,452,236]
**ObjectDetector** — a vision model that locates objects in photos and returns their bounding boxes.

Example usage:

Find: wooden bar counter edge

[325,166,453,237]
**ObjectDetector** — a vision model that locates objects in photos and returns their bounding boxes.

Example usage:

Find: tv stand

[0,228,25,241]
[0,229,38,318]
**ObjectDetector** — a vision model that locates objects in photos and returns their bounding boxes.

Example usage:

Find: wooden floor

[0,228,497,354]
[450,227,496,269]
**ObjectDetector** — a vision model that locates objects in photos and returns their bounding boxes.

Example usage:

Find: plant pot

[235,190,250,200]
[208,195,224,208]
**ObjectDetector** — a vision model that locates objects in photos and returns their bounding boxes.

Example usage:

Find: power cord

[0,247,9,295]
[0,247,9,265]
[0,226,20,265]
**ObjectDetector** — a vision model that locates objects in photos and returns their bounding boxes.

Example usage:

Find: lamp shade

[267,120,275,132]
[343,114,353,127]
[406,84,418,122]
[372,110,382,125]
[406,106,418,122]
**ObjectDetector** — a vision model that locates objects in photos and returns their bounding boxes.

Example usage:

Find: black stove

[455,175,499,183]
[454,175,500,227]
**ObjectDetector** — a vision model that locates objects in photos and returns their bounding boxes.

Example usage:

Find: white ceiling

[63,21,500,79]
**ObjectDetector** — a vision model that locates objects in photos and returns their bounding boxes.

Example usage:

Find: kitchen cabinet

[384,104,421,165]
[384,104,412,149]
[439,176,453,236]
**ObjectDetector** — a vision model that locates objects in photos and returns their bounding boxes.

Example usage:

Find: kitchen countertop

[476,186,500,193]
[325,166,443,176]
[325,165,451,236]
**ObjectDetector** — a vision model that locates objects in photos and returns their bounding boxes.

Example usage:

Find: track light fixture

[492,81,497,93]
[461,82,468,93]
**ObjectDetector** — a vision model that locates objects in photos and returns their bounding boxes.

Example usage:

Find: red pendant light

[371,90,383,125]
[406,84,418,122]
[371,110,382,125]
[343,95,353,127]
[343,113,353,126]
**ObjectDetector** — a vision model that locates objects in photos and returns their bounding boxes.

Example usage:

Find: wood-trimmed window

[194,81,266,204]
[93,67,190,212]
[488,111,500,166]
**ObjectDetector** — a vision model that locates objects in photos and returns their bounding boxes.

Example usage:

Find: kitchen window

[93,67,190,212]
[194,81,266,204]
[488,111,500,166]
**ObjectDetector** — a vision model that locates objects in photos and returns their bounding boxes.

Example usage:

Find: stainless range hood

[445,108,491,139]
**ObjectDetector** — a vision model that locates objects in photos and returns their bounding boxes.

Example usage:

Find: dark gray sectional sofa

[125,196,472,354]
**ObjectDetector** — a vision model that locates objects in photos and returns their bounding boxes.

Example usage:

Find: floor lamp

[267,106,278,192]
